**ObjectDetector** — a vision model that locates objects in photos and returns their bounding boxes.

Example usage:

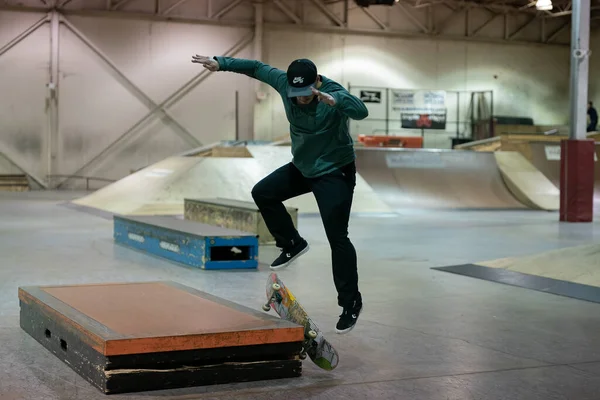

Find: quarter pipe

[528,141,600,211]
[354,147,532,210]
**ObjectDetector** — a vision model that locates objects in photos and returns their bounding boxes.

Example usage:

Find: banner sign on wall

[544,145,598,161]
[360,90,382,103]
[400,112,447,130]
[392,90,447,130]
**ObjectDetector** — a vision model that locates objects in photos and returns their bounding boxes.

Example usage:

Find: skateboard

[262,272,339,370]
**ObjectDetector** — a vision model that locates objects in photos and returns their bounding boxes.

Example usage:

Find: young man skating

[191,55,368,334]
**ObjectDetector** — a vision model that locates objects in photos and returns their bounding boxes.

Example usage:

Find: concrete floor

[2,191,600,399]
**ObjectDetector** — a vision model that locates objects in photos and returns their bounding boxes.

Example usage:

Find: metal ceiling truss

[0,2,254,187]
[1,0,593,46]
[0,0,591,186]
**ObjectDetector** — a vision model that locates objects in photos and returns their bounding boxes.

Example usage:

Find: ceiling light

[536,0,552,11]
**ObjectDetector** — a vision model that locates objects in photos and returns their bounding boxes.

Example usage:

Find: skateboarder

[191,54,366,334]
[588,101,597,132]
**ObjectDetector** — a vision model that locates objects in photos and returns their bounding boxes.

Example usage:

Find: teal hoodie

[213,56,369,178]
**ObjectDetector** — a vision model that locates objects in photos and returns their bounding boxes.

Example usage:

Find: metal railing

[48,175,116,190]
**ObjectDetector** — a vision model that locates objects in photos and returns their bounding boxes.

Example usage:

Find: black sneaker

[270,238,309,270]
[335,299,363,334]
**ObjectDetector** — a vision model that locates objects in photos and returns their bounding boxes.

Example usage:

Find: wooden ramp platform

[113,215,259,270]
[19,281,304,394]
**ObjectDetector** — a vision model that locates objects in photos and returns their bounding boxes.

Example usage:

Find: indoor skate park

[2,0,600,399]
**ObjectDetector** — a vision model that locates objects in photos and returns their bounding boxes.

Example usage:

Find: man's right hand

[191,55,219,71]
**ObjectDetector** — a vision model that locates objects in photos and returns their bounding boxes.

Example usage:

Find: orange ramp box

[357,134,423,148]
[18,281,304,394]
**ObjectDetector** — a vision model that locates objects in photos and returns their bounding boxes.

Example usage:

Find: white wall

[589,29,600,108]
[57,15,254,180]
[0,11,50,181]
[257,30,570,148]
[0,7,255,185]
[0,1,577,187]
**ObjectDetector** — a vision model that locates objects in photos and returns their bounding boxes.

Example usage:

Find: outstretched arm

[191,55,287,93]
[311,87,369,120]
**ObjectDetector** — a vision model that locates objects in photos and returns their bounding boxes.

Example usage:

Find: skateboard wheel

[299,352,307,360]
[262,303,271,312]
[308,330,317,339]
[272,283,281,291]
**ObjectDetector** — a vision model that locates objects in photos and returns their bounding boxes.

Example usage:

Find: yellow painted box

[184,198,298,245]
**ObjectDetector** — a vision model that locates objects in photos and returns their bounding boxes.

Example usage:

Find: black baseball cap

[286,59,318,97]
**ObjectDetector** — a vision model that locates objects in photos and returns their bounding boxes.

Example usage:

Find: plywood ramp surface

[19,281,303,356]
[528,141,600,211]
[71,145,391,216]
[72,156,198,215]
[354,148,527,210]
[493,151,559,211]
[478,244,600,288]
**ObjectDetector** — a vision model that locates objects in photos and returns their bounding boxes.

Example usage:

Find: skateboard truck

[299,329,318,360]
[262,283,285,311]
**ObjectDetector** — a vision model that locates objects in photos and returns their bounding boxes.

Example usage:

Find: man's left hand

[312,87,336,106]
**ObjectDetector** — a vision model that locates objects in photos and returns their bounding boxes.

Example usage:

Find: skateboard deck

[262,272,339,370]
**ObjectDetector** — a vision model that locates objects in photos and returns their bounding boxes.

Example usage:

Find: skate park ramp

[354,147,557,211]
[493,151,559,211]
[433,243,600,304]
[70,144,391,216]
[528,141,600,211]
[453,131,600,211]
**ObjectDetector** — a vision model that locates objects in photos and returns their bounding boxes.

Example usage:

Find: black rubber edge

[432,263,600,304]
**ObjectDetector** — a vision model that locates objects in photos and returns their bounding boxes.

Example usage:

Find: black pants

[587,122,597,132]
[251,161,360,308]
